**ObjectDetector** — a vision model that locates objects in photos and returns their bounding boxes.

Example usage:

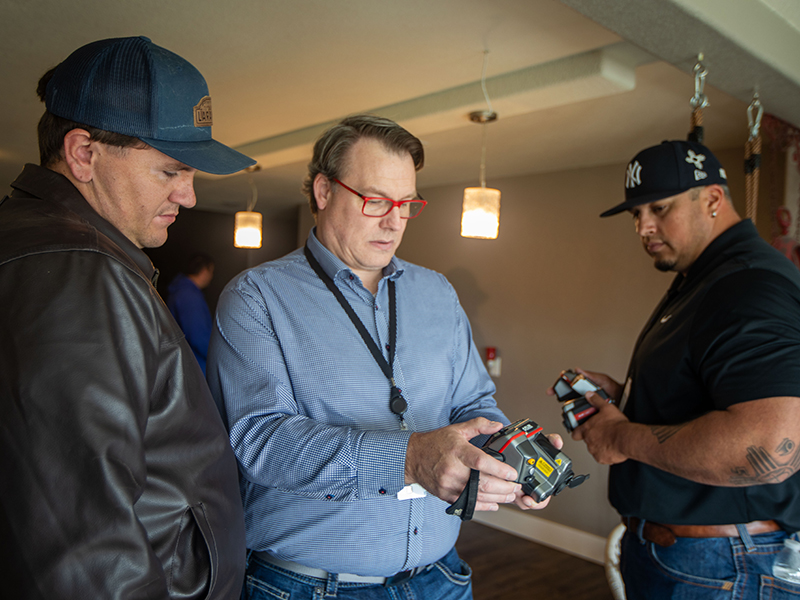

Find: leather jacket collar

[9,164,159,285]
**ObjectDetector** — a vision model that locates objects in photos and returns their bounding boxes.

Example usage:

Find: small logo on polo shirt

[194,96,213,127]
[660,314,672,324]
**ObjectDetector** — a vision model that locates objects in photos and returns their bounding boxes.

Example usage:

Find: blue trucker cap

[600,140,728,217]
[45,36,255,175]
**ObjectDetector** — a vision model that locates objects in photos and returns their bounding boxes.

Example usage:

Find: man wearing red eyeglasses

[208,114,560,600]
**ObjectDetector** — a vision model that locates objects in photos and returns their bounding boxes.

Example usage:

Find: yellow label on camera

[536,457,554,477]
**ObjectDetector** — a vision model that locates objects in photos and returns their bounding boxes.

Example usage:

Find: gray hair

[301,114,425,214]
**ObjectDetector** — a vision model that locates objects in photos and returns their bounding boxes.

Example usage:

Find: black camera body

[482,418,588,503]
[553,370,609,433]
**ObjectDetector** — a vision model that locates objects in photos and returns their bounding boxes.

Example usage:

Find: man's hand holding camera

[405,417,561,512]
[548,367,629,465]
[571,385,630,465]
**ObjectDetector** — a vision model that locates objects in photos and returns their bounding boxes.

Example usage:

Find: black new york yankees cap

[600,140,728,217]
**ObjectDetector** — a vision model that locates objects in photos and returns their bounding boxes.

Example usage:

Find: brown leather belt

[623,517,781,547]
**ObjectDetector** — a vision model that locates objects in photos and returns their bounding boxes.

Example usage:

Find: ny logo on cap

[626,161,642,189]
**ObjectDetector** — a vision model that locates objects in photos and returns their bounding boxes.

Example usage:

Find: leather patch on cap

[193,96,213,127]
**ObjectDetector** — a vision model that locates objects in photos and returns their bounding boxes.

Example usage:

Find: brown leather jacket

[0,165,245,599]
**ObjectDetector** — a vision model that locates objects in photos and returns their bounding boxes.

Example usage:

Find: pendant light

[461,51,501,240]
[234,170,262,248]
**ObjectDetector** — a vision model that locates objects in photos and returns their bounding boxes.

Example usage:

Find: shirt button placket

[404,497,424,570]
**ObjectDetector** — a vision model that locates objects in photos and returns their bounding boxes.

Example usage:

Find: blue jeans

[242,546,473,600]
[620,524,800,599]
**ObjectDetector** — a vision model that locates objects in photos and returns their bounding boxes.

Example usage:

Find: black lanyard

[304,245,408,427]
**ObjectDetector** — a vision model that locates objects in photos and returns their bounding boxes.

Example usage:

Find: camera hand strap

[445,469,479,521]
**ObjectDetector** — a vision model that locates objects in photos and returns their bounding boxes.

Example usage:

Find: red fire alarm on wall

[485,347,501,377]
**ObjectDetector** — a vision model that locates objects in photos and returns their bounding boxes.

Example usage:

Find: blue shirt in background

[207,229,506,576]
[168,273,212,374]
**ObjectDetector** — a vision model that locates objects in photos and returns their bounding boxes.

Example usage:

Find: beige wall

[396,147,747,538]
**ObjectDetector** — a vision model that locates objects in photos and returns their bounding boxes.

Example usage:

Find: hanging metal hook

[690,53,709,110]
[747,90,764,141]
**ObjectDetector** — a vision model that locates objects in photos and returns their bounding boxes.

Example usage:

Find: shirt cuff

[357,429,413,500]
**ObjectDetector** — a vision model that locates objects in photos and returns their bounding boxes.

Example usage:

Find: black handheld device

[553,369,609,433]
[446,418,588,520]
[482,418,589,502]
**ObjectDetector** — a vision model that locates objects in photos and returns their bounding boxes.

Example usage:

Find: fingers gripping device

[553,370,609,433]
[446,418,589,521]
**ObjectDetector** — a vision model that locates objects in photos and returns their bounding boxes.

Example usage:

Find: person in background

[208,114,559,600]
[169,253,215,374]
[568,140,800,599]
[0,36,255,599]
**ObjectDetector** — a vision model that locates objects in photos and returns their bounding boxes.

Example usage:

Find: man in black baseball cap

[601,140,734,275]
[567,140,800,598]
[600,139,729,217]
[0,37,252,598]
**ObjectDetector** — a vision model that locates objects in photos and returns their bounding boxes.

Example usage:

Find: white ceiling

[2,0,799,217]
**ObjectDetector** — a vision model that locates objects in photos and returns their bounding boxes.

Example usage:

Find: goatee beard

[655,259,676,272]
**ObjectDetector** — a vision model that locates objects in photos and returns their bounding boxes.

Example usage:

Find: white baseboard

[472,506,607,565]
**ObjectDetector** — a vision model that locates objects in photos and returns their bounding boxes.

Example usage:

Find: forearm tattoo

[729,438,800,485]
[650,423,689,443]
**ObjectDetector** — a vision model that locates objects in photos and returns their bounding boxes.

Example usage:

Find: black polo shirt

[609,220,800,531]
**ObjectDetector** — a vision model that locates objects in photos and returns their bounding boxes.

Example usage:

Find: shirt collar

[10,163,159,285]
[668,219,757,293]
[684,219,757,282]
[306,226,404,285]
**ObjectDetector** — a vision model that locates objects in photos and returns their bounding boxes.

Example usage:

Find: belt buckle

[384,566,421,587]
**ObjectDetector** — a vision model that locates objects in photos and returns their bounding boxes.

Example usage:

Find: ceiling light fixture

[461,51,501,240]
[234,167,263,249]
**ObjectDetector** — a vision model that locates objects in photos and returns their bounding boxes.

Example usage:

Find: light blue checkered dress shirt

[207,229,507,576]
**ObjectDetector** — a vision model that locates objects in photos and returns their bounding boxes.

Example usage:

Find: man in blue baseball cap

[0,37,254,598]
[567,140,800,598]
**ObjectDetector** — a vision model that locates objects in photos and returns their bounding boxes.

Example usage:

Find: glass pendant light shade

[461,49,500,240]
[461,186,501,239]
[234,210,262,248]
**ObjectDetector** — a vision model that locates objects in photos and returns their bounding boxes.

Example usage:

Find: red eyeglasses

[333,178,427,219]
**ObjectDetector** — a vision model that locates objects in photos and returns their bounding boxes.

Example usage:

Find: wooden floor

[456,521,615,600]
